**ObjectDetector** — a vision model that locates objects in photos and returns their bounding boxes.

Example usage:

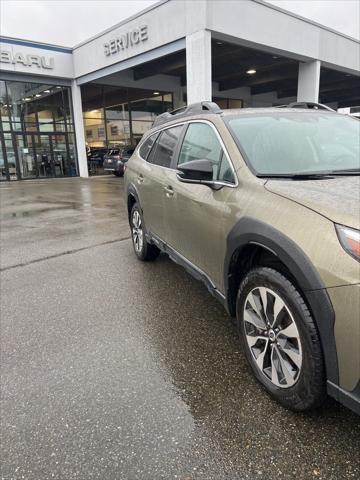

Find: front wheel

[236,267,326,411]
[130,203,160,261]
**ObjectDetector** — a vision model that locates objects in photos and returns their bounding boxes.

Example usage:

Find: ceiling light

[24,97,31,101]
[44,90,50,93]
[246,69,256,75]
[216,41,223,45]
[153,91,160,95]
[35,94,42,97]
[56,86,62,89]
[90,109,99,113]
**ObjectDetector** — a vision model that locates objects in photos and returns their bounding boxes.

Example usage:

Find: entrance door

[51,134,68,177]
[14,134,37,179]
[13,133,65,179]
[0,133,9,181]
[34,135,54,178]
[2,133,18,180]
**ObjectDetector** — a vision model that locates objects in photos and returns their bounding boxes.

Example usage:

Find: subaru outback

[125,102,360,414]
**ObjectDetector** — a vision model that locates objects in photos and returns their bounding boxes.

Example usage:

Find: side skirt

[148,232,227,308]
[327,381,360,416]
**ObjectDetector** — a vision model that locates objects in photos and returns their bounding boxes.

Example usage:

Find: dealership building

[0,0,359,181]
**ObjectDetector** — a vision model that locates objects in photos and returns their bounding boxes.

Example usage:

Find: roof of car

[151,102,339,129]
[220,107,336,116]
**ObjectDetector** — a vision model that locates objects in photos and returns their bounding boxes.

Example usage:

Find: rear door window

[149,125,183,168]
[139,133,158,160]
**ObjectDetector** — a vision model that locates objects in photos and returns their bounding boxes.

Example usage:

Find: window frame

[177,120,238,187]
[137,119,238,186]
[138,131,160,161]
[138,124,186,170]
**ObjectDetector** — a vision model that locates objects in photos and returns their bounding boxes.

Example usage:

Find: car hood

[265,176,360,230]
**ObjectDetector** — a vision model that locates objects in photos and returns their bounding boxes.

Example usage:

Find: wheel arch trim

[127,184,141,218]
[224,216,339,385]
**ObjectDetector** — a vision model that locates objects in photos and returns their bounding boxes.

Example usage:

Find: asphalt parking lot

[1,176,359,480]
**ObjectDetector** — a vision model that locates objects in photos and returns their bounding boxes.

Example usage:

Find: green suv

[125,102,360,414]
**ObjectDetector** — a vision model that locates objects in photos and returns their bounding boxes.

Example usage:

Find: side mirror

[177,159,213,184]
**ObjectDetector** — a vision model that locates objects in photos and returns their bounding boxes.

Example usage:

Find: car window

[218,151,236,184]
[178,122,235,183]
[149,125,183,168]
[139,133,158,160]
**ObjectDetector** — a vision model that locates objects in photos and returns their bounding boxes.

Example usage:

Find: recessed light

[246,69,256,75]
[56,86,62,89]
[24,97,31,101]
[35,94,42,97]
[153,91,160,95]
[44,90,50,93]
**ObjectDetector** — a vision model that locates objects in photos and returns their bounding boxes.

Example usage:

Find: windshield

[227,112,360,175]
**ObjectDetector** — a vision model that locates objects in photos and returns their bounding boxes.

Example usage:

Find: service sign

[104,25,148,56]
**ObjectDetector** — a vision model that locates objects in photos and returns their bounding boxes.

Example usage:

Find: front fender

[224,216,338,385]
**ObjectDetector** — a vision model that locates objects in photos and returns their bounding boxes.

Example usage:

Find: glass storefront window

[81,84,173,175]
[0,79,77,180]
[106,103,131,146]
[1,81,11,131]
[4,132,18,179]
[0,160,5,181]
[83,108,106,148]
[213,97,244,109]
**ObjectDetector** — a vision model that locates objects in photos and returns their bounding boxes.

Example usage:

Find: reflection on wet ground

[0,177,359,479]
[0,177,129,270]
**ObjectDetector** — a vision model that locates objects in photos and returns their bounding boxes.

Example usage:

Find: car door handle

[164,186,174,197]
[137,174,144,183]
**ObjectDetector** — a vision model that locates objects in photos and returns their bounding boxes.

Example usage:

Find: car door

[136,124,184,241]
[162,121,237,290]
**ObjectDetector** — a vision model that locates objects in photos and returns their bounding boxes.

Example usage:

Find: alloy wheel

[132,210,144,253]
[243,286,303,388]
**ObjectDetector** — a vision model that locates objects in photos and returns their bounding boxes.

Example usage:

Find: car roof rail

[288,101,335,112]
[152,101,222,128]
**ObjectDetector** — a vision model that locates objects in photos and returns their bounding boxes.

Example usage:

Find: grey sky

[0,0,359,47]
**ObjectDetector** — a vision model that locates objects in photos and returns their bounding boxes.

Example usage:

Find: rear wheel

[236,267,326,411]
[130,203,160,261]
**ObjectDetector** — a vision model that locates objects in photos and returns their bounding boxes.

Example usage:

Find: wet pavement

[1,177,359,480]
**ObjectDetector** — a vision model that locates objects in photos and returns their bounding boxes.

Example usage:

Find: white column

[186,30,212,104]
[71,80,88,177]
[297,60,321,103]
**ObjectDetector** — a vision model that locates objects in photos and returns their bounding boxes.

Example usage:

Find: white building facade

[1,0,359,180]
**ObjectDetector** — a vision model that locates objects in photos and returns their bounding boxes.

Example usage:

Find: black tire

[130,203,160,261]
[236,267,326,411]
[113,171,123,177]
